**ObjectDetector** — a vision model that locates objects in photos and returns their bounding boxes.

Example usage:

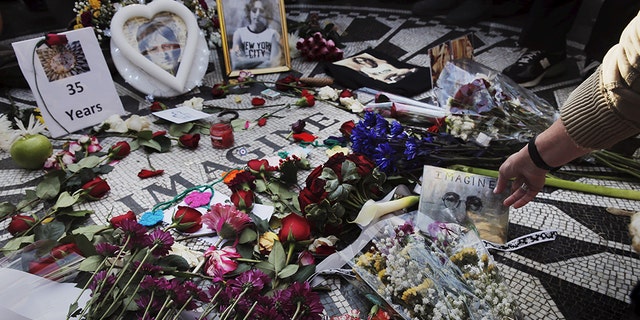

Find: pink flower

[184,191,212,207]
[202,203,251,239]
[297,250,315,266]
[204,245,241,278]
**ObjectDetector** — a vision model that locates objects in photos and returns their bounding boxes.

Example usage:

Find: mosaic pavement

[1,4,639,319]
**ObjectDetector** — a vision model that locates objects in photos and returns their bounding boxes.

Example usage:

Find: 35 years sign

[12,27,125,137]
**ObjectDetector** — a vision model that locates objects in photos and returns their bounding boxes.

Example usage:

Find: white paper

[0,268,89,320]
[12,28,126,137]
[153,106,212,124]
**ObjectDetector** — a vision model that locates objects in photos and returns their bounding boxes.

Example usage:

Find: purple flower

[228,269,271,293]
[148,229,174,257]
[89,270,116,297]
[95,242,120,257]
[284,282,324,319]
[119,219,151,249]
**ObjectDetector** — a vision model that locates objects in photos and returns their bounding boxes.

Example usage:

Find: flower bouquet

[348,212,521,320]
[436,59,559,146]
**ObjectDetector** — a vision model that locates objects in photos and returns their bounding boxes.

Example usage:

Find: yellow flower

[93,10,101,18]
[89,0,101,9]
[258,231,279,255]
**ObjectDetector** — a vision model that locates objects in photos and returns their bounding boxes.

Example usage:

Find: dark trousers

[519,0,583,53]
[584,0,640,62]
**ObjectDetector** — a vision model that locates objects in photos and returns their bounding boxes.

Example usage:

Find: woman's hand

[494,148,548,208]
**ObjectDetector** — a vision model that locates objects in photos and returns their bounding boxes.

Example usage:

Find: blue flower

[373,142,395,173]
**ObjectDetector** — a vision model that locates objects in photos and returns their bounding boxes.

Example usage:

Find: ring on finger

[520,183,529,192]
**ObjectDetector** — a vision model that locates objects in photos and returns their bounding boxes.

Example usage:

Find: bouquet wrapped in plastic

[436,59,559,146]
[347,212,522,320]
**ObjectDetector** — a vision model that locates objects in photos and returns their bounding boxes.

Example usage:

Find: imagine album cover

[416,165,510,243]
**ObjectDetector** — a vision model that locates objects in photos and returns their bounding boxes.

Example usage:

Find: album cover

[416,165,510,243]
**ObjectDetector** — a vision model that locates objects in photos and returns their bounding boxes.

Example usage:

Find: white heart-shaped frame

[110,0,200,93]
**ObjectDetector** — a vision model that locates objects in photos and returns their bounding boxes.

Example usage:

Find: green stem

[449,165,640,200]
[291,302,301,320]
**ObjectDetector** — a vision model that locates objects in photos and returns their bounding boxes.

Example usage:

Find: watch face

[36,40,90,82]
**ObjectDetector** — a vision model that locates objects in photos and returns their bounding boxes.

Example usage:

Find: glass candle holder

[210,123,234,149]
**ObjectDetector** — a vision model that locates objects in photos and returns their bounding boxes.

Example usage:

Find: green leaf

[169,123,194,137]
[137,130,154,140]
[154,135,173,153]
[158,254,191,271]
[140,139,162,152]
[17,190,39,211]
[293,264,316,283]
[277,264,299,278]
[254,179,267,193]
[1,235,35,252]
[0,202,17,218]
[34,220,66,241]
[59,209,93,217]
[76,156,103,169]
[341,160,360,182]
[36,174,61,200]
[249,213,270,233]
[255,261,276,278]
[72,224,108,240]
[128,139,141,151]
[238,228,257,244]
[78,255,104,272]
[53,191,80,209]
[269,241,286,272]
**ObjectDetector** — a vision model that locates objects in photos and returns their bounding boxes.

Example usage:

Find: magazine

[416,165,511,243]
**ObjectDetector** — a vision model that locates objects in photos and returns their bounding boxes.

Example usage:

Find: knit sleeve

[560,14,640,150]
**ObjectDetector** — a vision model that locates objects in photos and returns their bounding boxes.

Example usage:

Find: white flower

[98,114,128,133]
[183,97,204,110]
[340,97,365,113]
[125,115,151,132]
[317,86,339,101]
[0,114,17,151]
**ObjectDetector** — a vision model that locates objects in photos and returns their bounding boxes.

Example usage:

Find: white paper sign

[153,106,211,124]
[12,28,126,138]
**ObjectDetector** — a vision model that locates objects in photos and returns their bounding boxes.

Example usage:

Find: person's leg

[502,0,583,87]
[582,0,640,77]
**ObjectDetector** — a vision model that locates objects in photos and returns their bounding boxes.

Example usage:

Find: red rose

[339,89,353,98]
[339,120,355,137]
[152,130,167,138]
[279,213,311,242]
[230,189,254,212]
[7,214,36,236]
[257,117,267,126]
[211,83,227,98]
[80,11,93,27]
[109,141,131,160]
[314,245,336,256]
[298,188,327,214]
[324,153,347,180]
[251,97,266,106]
[275,75,300,91]
[110,210,137,228]
[173,206,203,233]
[44,33,68,47]
[179,133,200,149]
[346,153,376,176]
[150,101,166,112]
[247,159,276,173]
[51,243,83,259]
[82,177,110,200]
[296,95,315,107]
[138,169,164,179]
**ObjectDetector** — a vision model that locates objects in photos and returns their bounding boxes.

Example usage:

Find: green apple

[10,134,53,170]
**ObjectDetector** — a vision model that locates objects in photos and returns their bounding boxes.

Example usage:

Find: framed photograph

[217,0,291,77]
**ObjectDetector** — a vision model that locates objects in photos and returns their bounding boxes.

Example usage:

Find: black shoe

[502,49,566,88]
[411,0,462,17]
[446,0,492,26]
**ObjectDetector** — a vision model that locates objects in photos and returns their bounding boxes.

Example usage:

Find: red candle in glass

[210,123,234,149]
